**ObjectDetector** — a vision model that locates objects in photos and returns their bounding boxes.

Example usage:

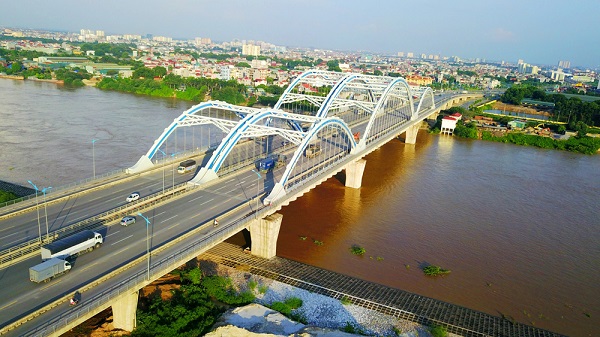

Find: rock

[207,303,360,337]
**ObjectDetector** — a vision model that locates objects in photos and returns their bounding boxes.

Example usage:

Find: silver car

[120,216,136,226]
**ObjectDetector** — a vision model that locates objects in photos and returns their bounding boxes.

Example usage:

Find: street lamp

[27,180,42,242]
[138,212,151,281]
[92,139,98,179]
[251,169,261,217]
[41,186,52,241]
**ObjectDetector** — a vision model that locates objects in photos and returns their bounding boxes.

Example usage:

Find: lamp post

[138,212,151,281]
[157,149,166,194]
[251,169,261,217]
[92,139,97,179]
[27,180,42,242]
[41,186,52,241]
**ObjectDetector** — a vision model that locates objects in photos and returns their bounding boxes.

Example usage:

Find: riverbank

[64,258,434,337]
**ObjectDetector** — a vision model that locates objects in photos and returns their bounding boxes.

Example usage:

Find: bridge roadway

[0,92,477,336]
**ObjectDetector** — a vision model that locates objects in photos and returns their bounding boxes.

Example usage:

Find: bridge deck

[203,242,565,337]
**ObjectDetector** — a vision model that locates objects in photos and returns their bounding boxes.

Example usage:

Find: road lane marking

[110,235,133,246]
[106,230,120,238]
[226,178,235,183]
[214,185,228,192]
[199,198,214,206]
[160,215,178,223]
[187,195,204,203]
[238,180,246,184]
[0,300,17,311]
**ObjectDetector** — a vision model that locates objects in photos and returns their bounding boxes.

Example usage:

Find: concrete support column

[428,111,439,121]
[404,124,420,144]
[112,290,139,331]
[249,213,283,259]
[344,159,367,189]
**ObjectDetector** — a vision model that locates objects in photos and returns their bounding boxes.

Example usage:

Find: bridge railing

[23,195,260,337]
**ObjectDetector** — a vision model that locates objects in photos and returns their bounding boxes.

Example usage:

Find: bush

[429,324,448,337]
[201,275,255,305]
[340,295,352,305]
[270,301,292,316]
[350,245,366,256]
[422,265,451,276]
[0,190,19,204]
[284,297,303,309]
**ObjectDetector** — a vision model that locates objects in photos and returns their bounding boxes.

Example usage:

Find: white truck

[29,258,71,283]
[41,230,103,260]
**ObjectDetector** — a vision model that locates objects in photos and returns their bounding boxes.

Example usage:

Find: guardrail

[0,182,194,269]
[2,101,465,335]
[16,190,266,337]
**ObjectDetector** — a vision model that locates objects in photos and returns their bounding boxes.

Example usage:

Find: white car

[120,216,136,226]
[126,192,140,202]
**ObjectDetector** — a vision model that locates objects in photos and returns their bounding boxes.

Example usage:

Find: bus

[177,159,197,174]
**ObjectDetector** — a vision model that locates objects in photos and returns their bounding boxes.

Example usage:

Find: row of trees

[501,85,600,126]
[97,72,250,104]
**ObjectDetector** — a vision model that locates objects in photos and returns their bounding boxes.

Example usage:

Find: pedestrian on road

[214,218,219,227]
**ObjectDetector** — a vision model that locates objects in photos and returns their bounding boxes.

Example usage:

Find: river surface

[1,79,598,336]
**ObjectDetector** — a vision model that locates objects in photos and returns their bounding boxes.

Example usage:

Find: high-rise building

[397,52,404,57]
[558,60,571,69]
[242,44,260,56]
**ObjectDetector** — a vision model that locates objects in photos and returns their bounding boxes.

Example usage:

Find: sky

[1,0,599,69]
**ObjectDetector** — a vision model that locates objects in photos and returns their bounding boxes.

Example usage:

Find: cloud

[491,28,516,42]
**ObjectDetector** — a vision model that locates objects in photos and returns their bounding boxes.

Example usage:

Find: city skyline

[1,0,599,68]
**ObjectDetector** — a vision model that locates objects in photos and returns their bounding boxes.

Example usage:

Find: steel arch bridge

[128,70,435,204]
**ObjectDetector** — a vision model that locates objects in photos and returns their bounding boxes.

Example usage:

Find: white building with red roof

[441,113,462,135]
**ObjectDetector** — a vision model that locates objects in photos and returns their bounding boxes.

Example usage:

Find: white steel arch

[415,87,436,114]
[359,77,415,149]
[189,109,323,185]
[127,101,258,173]
[264,117,357,204]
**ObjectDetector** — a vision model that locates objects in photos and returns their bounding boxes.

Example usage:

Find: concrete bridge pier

[404,124,420,144]
[428,111,439,121]
[248,213,283,259]
[344,159,367,188]
[112,290,139,331]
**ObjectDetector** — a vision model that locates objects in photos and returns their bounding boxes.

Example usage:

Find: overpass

[0,70,481,336]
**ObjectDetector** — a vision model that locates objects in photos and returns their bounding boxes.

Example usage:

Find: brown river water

[1,79,598,336]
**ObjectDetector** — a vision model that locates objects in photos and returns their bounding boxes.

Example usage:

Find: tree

[327,60,342,72]
[153,66,167,78]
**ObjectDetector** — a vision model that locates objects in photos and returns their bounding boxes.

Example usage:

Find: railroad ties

[202,242,565,337]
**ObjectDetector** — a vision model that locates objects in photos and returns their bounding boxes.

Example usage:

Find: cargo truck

[29,258,71,283]
[41,230,103,260]
[257,154,286,172]
[177,159,197,173]
[304,144,322,158]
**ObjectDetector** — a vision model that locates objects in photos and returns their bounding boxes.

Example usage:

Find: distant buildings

[558,60,571,69]
[242,44,260,56]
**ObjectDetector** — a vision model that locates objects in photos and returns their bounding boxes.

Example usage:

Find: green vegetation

[201,275,255,305]
[313,240,324,246]
[97,75,248,104]
[268,297,304,321]
[429,324,448,337]
[342,322,365,335]
[453,121,478,139]
[0,190,19,204]
[340,295,352,305]
[54,68,92,87]
[132,268,247,337]
[422,265,451,276]
[481,131,600,155]
[350,245,366,256]
[501,85,600,127]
